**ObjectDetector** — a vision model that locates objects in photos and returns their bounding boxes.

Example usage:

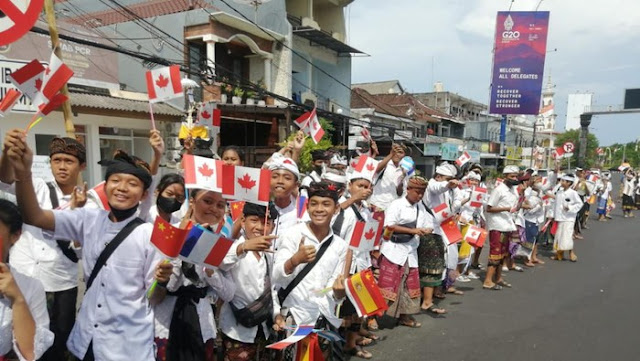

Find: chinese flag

[150,216,189,258]
[441,217,463,244]
[295,333,324,361]
[344,269,388,318]
[229,201,245,222]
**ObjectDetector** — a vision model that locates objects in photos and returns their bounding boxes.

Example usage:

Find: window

[99,127,152,178]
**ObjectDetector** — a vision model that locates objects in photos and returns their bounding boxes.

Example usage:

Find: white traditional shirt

[46,208,163,361]
[553,187,584,222]
[335,196,372,273]
[523,189,544,225]
[454,187,484,225]
[0,267,54,361]
[381,197,431,268]
[273,195,299,250]
[1,178,98,292]
[300,171,322,189]
[218,237,277,343]
[369,161,404,210]
[272,222,347,328]
[143,204,182,224]
[485,182,518,232]
[153,259,234,341]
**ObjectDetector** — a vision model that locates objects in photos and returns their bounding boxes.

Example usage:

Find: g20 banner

[489,11,550,115]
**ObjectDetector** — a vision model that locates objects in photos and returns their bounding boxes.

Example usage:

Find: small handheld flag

[267,325,315,350]
[344,269,388,317]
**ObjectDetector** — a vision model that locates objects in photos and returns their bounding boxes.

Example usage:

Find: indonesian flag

[360,126,371,141]
[294,107,324,144]
[441,217,462,244]
[432,203,453,224]
[0,89,22,117]
[463,225,487,248]
[455,151,471,167]
[180,224,234,268]
[349,219,381,252]
[150,216,189,258]
[229,201,246,222]
[33,53,74,110]
[39,94,68,116]
[8,59,45,101]
[470,186,487,208]
[182,154,223,192]
[146,65,183,103]
[344,269,388,317]
[221,165,271,205]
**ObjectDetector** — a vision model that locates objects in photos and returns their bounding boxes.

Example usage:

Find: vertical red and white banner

[146,65,183,103]
[221,165,271,205]
[182,154,223,192]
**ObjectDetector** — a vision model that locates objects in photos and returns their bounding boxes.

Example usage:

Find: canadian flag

[146,65,183,103]
[349,220,381,252]
[88,181,110,210]
[197,102,220,128]
[352,155,379,181]
[33,53,74,109]
[470,186,487,208]
[432,203,452,224]
[0,89,23,117]
[360,127,371,141]
[39,94,68,116]
[221,165,271,205]
[540,176,549,187]
[8,59,45,101]
[455,151,471,167]
[542,194,552,206]
[552,147,565,159]
[464,225,487,248]
[294,107,324,144]
[182,154,223,193]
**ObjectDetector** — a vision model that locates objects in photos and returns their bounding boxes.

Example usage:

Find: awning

[288,15,365,55]
[69,92,184,118]
[208,12,286,41]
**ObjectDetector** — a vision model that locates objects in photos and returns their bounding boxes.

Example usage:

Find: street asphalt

[365,184,640,361]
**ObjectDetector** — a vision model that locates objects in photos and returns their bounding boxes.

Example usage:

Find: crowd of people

[0,126,638,361]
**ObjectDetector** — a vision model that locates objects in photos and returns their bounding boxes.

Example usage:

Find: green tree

[604,141,640,169]
[555,129,599,169]
[282,117,335,173]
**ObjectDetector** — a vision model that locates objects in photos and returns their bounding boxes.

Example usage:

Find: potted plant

[232,87,244,105]
[219,78,234,103]
[245,90,257,105]
[256,78,268,106]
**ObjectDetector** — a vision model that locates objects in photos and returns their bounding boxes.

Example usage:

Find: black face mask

[505,179,520,187]
[109,204,138,222]
[314,165,324,175]
[157,195,183,214]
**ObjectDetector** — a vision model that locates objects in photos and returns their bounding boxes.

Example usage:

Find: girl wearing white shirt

[0,199,54,361]
[154,189,235,361]
[144,174,186,224]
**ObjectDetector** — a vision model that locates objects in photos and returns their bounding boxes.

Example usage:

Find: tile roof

[64,0,215,27]
[352,80,404,95]
[351,88,443,124]
[351,88,407,118]
[70,92,184,117]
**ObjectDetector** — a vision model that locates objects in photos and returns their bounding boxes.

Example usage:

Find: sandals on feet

[446,288,464,295]
[345,346,373,359]
[356,337,376,347]
[482,284,503,290]
[496,280,512,288]
[421,303,447,314]
[399,317,422,328]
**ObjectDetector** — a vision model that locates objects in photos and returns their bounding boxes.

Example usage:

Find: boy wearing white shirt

[265,154,301,247]
[272,182,347,329]
[4,132,173,361]
[552,174,584,262]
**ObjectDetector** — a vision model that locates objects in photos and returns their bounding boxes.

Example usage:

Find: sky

[346,0,640,147]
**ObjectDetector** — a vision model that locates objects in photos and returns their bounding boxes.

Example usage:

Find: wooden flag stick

[149,102,156,130]
[343,249,353,279]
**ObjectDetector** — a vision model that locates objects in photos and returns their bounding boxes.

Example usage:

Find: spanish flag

[345,269,388,318]
[295,333,324,361]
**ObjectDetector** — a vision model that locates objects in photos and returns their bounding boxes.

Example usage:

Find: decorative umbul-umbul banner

[489,11,550,115]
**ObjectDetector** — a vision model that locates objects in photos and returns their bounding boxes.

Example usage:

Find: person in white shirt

[482,165,521,290]
[0,132,94,361]
[219,202,281,361]
[551,174,584,262]
[595,173,613,221]
[153,188,235,361]
[621,168,637,218]
[0,199,54,361]
[4,134,173,361]
[379,176,434,328]
[143,173,186,224]
[520,178,546,266]
[369,143,408,211]
[300,150,329,189]
[455,171,483,281]
[265,154,301,247]
[272,181,347,330]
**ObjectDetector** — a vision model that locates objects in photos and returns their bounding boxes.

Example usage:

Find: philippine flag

[179,224,234,268]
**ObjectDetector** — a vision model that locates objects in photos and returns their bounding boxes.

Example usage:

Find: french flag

[180,224,234,268]
[266,325,315,350]
[296,194,308,219]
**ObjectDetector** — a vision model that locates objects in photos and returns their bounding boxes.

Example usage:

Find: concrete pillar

[578,113,592,168]
[206,40,216,74]
[263,57,272,92]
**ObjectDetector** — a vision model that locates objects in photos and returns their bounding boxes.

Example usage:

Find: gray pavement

[366,190,640,361]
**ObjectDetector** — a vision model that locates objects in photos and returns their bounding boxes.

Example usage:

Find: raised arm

[0,129,24,184]
[5,130,55,231]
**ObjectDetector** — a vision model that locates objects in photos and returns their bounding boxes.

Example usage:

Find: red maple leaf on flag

[313,121,319,130]
[201,110,211,119]
[364,228,375,240]
[238,173,256,191]
[366,162,375,172]
[470,231,478,238]
[35,79,43,90]
[198,163,214,178]
[351,161,357,168]
[45,67,51,75]
[156,74,169,88]
[441,212,449,219]
[476,194,483,201]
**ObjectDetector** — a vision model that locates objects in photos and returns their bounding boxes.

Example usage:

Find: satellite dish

[233,0,272,22]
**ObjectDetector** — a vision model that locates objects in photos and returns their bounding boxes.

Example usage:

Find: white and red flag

[197,102,217,126]
[221,165,271,205]
[455,151,471,167]
[0,88,22,117]
[182,154,223,192]
[33,53,74,109]
[8,59,45,101]
[349,219,381,252]
[586,174,599,183]
[432,203,453,224]
[360,127,371,141]
[293,107,324,144]
[146,65,182,103]
[351,155,379,181]
[552,147,565,159]
[463,225,487,247]
[469,186,487,208]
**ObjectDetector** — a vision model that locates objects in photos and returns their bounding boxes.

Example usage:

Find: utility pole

[44,0,76,138]
[578,113,592,168]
